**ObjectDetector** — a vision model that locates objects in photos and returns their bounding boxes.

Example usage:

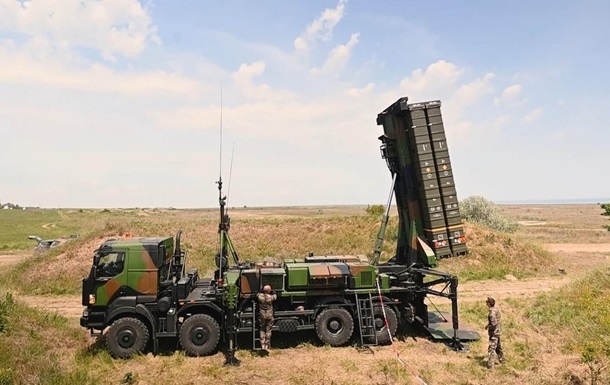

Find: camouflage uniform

[257,292,277,350]
[486,306,504,368]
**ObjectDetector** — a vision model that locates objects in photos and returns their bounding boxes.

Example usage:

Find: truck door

[92,251,127,306]
[126,249,159,296]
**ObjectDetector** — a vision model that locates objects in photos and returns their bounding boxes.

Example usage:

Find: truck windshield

[95,251,125,278]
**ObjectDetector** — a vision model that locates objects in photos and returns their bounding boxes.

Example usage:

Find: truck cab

[81,236,174,312]
[80,234,193,356]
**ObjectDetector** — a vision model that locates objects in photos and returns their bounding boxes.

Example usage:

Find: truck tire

[315,307,354,346]
[368,305,398,344]
[105,317,150,359]
[179,314,221,356]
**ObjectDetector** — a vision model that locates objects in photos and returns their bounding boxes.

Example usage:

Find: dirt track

[0,254,25,267]
[544,243,610,253]
[19,294,84,320]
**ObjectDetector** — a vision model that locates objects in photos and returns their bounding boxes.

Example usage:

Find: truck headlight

[89,294,96,304]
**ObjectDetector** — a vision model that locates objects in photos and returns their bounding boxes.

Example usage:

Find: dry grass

[1,204,609,384]
[2,213,397,295]
[439,222,558,281]
[499,204,610,244]
[0,291,602,385]
[2,211,559,294]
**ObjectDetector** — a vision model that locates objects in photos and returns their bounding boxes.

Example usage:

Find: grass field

[1,203,610,384]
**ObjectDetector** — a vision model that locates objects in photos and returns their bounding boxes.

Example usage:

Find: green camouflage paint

[93,237,170,306]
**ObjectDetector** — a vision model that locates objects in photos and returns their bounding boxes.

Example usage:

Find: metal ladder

[355,293,378,346]
[251,301,262,350]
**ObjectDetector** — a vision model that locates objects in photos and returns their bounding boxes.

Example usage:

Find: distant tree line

[0,202,22,210]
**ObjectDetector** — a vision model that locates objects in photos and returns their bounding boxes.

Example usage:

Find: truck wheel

[315,307,354,346]
[367,305,398,344]
[179,314,221,356]
[105,317,150,359]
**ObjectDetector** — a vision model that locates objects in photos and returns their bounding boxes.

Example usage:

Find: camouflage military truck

[80,96,479,363]
[80,230,475,360]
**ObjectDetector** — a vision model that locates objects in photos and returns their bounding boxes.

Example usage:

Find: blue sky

[0,0,609,208]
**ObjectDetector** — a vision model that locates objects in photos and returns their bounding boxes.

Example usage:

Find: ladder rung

[356,293,378,346]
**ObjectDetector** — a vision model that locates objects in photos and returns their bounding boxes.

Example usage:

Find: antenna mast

[215,84,240,274]
[226,141,235,214]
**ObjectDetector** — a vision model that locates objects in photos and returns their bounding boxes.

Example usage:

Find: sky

[0,0,609,208]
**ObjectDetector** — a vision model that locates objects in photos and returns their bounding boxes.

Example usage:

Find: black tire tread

[179,314,221,357]
[315,307,354,347]
[105,317,150,359]
[368,305,398,344]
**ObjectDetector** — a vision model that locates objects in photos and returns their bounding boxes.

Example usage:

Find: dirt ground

[0,254,25,267]
[3,204,610,385]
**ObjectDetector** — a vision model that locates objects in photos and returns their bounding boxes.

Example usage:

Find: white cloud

[491,115,511,133]
[153,59,508,153]
[310,33,359,75]
[0,1,547,207]
[294,0,347,51]
[0,0,159,60]
[502,84,522,98]
[231,61,295,101]
[494,83,523,106]
[344,82,375,97]
[525,107,543,123]
[0,39,199,96]
[399,60,463,98]
[454,72,495,106]
[397,61,500,141]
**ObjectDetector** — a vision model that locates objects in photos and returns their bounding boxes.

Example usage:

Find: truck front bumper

[80,308,106,330]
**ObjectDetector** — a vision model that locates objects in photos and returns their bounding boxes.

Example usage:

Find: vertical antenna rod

[226,141,235,214]
[219,83,223,181]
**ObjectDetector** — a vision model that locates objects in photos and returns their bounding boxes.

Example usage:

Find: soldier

[485,297,504,368]
[257,284,277,350]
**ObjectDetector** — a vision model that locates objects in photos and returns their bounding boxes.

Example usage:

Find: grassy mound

[2,214,393,295]
[528,267,610,359]
[439,222,557,281]
[2,210,559,295]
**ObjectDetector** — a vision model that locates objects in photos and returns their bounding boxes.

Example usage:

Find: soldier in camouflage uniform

[485,297,504,368]
[257,284,277,350]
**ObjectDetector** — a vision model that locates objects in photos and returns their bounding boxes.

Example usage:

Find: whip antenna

[219,83,223,182]
[226,141,235,214]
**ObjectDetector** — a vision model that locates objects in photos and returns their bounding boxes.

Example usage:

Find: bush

[601,203,610,231]
[460,196,519,232]
[365,205,385,216]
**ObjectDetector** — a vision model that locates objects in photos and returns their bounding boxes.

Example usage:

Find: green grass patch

[527,267,610,358]
[0,209,89,250]
[0,227,116,295]
[0,293,103,384]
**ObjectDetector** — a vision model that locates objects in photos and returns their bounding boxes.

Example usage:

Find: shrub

[460,196,519,232]
[601,203,610,231]
[365,205,385,216]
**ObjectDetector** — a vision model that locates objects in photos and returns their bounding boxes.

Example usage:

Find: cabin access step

[355,293,378,346]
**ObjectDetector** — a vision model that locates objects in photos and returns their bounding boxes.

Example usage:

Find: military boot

[487,353,496,369]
